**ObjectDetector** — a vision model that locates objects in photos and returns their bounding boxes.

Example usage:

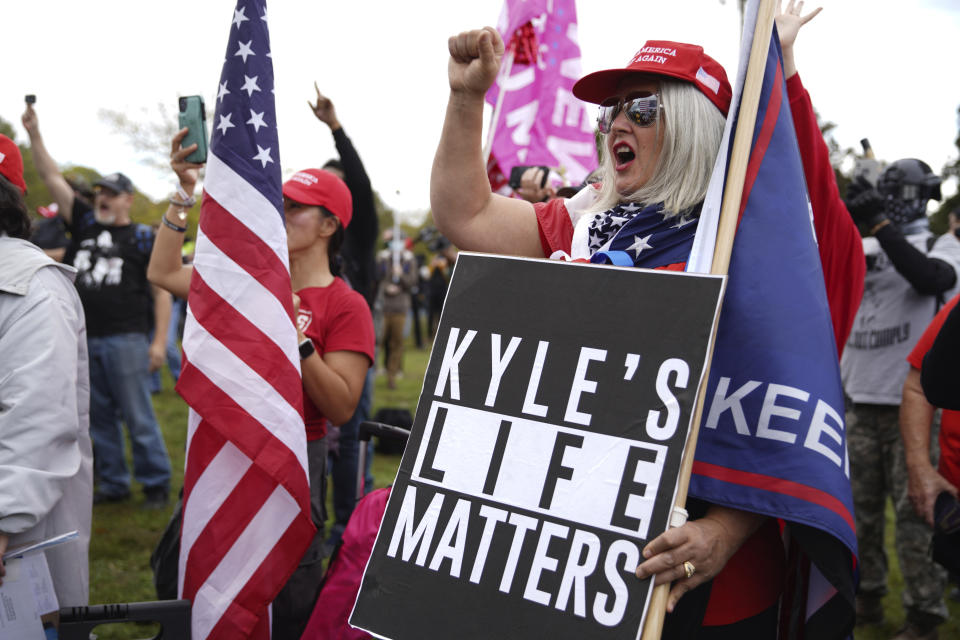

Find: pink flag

[485,0,597,194]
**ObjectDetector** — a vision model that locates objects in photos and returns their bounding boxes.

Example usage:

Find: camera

[25,94,36,105]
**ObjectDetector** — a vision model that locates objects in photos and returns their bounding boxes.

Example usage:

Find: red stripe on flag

[692,460,855,532]
[181,462,281,602]
[737,57,784,223]
[186,270,302,410]
[180,404,226,505]
[177,362,310,512]
[206,514,316,639]
[199,194,296,321]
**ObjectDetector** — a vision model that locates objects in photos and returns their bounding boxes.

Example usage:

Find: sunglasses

[597,92,661,134]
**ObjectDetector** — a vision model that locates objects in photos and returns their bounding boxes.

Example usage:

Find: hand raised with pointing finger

[447,27,504,98]
[308,83,341,131]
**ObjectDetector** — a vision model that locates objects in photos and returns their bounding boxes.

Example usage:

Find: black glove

[844,177,887,228]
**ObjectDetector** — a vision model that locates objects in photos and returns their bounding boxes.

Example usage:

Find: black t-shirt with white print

[64,200,155,337]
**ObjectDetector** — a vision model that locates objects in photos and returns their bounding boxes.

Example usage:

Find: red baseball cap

[282,168,353,228]
[0,134,27,194]
[573,40,732,115]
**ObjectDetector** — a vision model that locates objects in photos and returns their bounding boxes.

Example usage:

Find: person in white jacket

[0,134,92,606]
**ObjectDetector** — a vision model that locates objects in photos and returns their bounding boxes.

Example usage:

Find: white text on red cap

[631,46,678,66]
[290,172,319,186]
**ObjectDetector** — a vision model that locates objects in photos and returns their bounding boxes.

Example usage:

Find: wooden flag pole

[640,0,778,637]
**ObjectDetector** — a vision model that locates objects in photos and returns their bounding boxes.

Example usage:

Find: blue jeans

[165,297,184,380]
[149,298,184,392]
[88,333,172,496]
[326,366,375,546]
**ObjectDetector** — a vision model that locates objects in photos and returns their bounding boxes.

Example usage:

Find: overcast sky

[5,0,959,221]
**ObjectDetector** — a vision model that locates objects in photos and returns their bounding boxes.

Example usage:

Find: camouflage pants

[847,403,948,624]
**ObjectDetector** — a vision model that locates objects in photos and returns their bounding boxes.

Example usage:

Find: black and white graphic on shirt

[74,230,124,288]
[350,254,724,640]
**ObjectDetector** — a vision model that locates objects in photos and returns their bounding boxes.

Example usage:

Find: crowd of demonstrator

[1,4,959,640]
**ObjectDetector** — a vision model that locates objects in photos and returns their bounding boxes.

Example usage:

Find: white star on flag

[235,40,256,63]
[671,214,696,229]
[240,75,261,97]
[621,202,641,212]
[216,113,235,135]
[217,81,230,102]
[246,110,267,132]
[261,9,268,21]
[232,7,248,29]
[627,234,653,258]
[252,145,273,168]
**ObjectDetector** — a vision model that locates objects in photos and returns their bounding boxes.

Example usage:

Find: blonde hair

[589,79,725,216]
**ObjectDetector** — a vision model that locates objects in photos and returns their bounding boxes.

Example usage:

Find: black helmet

[877,158,941,226]
[878,158,941,202]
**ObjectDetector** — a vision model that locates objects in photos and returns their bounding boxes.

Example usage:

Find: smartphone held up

[178,95,209,164]
[508,165,551,190]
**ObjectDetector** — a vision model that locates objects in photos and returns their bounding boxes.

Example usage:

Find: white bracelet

[169,195,196,209]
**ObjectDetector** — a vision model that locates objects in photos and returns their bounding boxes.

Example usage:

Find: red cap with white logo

[573,40,732,115]
[0,134,27,194]
[282,168,353,228]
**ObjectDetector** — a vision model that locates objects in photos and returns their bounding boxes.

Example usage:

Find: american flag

[175,1,315,638]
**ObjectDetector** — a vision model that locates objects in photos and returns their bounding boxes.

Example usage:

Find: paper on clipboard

[0,555,52,640]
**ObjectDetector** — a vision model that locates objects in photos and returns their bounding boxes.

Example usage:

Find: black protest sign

[351,254,724,640]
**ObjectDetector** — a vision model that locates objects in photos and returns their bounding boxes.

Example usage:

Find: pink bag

[300,487,391,640]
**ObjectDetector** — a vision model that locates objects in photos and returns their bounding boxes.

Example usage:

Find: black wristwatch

[298,338,315,360]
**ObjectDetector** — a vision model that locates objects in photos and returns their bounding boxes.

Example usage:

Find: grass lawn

[86,336,957,638]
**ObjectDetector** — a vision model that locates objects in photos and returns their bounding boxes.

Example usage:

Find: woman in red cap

[148,130,374,637]
[433,27,751,637]
[431,4,860,638]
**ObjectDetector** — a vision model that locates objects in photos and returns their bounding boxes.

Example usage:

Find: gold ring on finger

[683,561,696,579]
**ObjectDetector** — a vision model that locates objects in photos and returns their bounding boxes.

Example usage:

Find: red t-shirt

[297,278,375,441]
[907,292,960,487]
[534,197,575,258]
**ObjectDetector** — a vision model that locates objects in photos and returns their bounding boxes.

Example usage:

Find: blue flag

[686,1,856,635]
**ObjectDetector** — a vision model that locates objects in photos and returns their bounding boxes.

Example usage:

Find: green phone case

[178,96,208,164]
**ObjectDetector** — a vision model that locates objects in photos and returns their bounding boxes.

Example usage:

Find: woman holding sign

[431,3,861,638]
